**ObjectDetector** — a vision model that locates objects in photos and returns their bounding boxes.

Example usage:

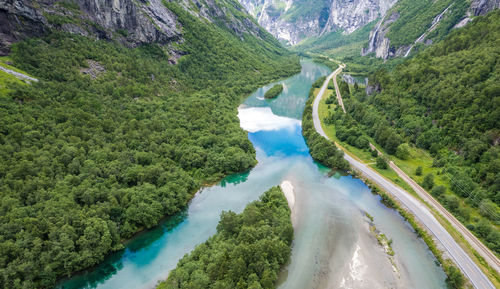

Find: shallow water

[58,60,446,289]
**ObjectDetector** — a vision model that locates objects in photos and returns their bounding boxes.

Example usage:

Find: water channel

[58,59,446,289]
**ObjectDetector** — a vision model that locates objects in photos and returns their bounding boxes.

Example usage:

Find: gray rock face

[471,0,500,15]
[238,0,397,45]
[0,0,48,54]
[322,0,397,35]
[455,0,500,28]
[0,0,265,55]
[361,11,399,59]
[80,0,181,44]
[187,0,267,39]
[0,0,181,54]
[363,0,500,59]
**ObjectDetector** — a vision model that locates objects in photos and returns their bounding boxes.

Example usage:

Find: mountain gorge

[0,0,499,288]
[239,0,500,60]
[238,0,397,45]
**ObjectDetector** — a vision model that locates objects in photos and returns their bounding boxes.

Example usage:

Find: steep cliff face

[361,11,399,58]
[362,0,500,59]
[0,0,267,55]
[322,0,397,35]
[238,0,396,45]
[471,0,500,15]
[0,0,182,55]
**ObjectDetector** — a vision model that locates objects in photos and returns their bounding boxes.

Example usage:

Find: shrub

[376,156,388,169]
[422,173,435,190]
[395,143,410,160]
[431,185,446,197]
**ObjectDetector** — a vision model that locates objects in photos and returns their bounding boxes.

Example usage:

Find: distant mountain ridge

[239,0,500,59]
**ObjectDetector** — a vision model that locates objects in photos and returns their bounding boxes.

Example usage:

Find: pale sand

[280,180,297,226]
[280,180,295,209]
[331,218,410,289]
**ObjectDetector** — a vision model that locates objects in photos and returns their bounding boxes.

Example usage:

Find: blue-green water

[58,60,446,289]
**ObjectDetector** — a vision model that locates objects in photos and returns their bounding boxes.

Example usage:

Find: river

[58,59,446,289]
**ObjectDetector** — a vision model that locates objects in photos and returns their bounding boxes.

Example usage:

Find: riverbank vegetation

[157,186,293,289]
[326,11,500,256]
[302,78,349,170]
[264,84,284,99]
[0,2,300,288]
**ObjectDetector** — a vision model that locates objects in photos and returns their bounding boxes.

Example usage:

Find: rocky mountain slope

[0,0,268,58]
[362,0,500,59]
[238,0,397,45]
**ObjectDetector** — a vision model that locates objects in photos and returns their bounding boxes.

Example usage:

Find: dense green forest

[302,77,349,170]
[384,0,469,48]
[157,186,293,289]
[295,20,377,59]
[0,2,300,288]
[326,11,500,254]
[264,84,283,99]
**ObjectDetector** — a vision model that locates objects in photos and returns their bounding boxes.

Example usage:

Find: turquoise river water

[58,60,447,289]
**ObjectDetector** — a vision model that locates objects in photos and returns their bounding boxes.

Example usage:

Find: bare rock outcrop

[0,0,267,56]
[0,0,182,55]
[238,0,397,45]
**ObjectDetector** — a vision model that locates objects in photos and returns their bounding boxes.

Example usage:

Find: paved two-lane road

[312,68,496,289]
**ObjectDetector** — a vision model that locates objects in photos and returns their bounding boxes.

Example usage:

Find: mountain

[257,0,499,60]
[362,0,500,59]
[238,0,397,45]
[0,1,299,288]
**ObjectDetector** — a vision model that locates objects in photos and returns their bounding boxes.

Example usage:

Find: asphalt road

[312,69,496,289]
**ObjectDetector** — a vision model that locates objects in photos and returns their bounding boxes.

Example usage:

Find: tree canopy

[157,186,293,289]
[0,2,300,288]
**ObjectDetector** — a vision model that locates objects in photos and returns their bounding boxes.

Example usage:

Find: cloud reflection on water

[238,106,301,133]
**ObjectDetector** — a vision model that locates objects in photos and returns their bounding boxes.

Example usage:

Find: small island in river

[264,84,284,99]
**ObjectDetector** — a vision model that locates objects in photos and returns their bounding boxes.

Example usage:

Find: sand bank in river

[331,216,410,289]
[279,179,413,289]
[280,180,297,227]
[280,180,295,209]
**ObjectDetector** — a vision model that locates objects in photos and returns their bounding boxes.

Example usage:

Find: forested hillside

[157,186,293,289]
[294,20,377,59]
[383,0,468,48]
[0,1,300,288]
[329,10,500,253]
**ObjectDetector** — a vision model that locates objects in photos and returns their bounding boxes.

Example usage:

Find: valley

[0,0,498,289]
[58,60,447,289]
